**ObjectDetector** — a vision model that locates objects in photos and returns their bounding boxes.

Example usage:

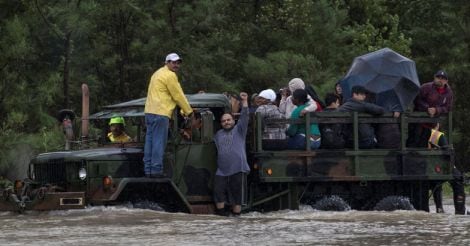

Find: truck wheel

[373,196,414,211]
[132,200,164,211]
[311,195,351,211]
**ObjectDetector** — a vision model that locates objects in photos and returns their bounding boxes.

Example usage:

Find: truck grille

[34,160,76,184]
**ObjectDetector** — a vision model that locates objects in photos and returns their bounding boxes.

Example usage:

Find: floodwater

[1,203,469,246]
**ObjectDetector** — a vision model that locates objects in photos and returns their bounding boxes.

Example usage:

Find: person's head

[324,93,340,108]
[279,87,291,98]
[109,116,126,136]
[292,89,308,106]
[250,93,258,105]
[288,78,305,93]
[165,53,182,72]
[433,70,448,88]
[191,112,202,129]
[256,89,276,106]
[220,113,235,130]
[335,82,342,95]
[351,85,367,101]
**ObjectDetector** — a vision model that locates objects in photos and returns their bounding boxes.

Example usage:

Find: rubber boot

[231,211,241,217]
[433,184,444,213]
[451,171,467,215]
[454,195,466,215]
[215,207,229,216]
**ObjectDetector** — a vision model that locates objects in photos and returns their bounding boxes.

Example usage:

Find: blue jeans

[287,134,321,150]
[143,114,169,174]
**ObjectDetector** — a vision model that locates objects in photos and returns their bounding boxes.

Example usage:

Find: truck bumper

[0,191,85,211]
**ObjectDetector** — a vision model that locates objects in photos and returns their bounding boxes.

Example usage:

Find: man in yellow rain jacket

[144,53,193,177]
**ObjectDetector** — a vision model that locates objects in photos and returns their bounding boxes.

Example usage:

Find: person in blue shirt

[213,92,250,216]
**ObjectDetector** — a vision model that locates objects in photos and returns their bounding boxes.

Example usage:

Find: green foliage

[243,51,322,92]
[1,0,470,170]
[0,121,63,174]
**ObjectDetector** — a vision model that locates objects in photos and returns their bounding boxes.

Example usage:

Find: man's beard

[223,125,234,131]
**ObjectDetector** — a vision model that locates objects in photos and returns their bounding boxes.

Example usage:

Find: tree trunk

[168,0,177,34]
[63,32,72,108]
[118,9,131,101]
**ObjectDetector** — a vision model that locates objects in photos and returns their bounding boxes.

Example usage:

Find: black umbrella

[339,48,420,111]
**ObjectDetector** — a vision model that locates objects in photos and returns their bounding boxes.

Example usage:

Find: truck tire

[132,200,164,211]
[311,195,351,211]
[373,196,414,211]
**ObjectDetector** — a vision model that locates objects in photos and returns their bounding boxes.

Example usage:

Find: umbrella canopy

[339,48,420,112]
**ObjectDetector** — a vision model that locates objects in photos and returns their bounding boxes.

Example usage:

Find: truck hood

[33,147,143,162]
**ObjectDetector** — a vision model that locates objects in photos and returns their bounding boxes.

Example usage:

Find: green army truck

[0,92,455,213]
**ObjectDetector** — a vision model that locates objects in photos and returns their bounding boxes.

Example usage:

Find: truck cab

[0,93,230,213]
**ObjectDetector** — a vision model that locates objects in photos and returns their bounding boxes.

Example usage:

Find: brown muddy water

[1,203,469,246]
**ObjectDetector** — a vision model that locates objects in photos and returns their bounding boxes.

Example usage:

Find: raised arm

[237,92,249,135]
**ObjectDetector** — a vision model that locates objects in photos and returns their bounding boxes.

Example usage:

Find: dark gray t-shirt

[214,107,250,176]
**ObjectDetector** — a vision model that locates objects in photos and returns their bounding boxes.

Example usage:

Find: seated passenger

[108,116,132,143]
[249,93,258,113]
[334,81,344,105]
[279,78,318,118]
[180,111,202,141]
[286,89,321,150]
[375,90,402,149]
[319,93,345,149]
[338,86,384,149]
[255,89,287,150]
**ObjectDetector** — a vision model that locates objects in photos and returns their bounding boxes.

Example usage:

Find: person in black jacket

[338,86,385,148]
[319,93,345,149]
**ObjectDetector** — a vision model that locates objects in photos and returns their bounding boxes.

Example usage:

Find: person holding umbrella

[375,90,402,149]
[338,48,422,149]
[338,85,385,149]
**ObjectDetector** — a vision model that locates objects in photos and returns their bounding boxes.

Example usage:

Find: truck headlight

[78,167,87,180]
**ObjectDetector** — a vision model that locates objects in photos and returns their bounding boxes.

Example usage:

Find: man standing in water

[144,53,193,177]
[213,92,250,216]
[413,70,466,215]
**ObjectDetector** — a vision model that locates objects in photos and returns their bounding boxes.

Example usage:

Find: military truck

[0,91,455,213]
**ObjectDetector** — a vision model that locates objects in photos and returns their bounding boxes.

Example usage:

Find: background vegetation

[1,0,470,177]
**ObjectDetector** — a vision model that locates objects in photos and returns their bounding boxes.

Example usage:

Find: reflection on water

[1,204,470,246]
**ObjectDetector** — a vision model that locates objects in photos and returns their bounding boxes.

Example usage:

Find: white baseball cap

[165,53,182,62]
[258,89,277,102]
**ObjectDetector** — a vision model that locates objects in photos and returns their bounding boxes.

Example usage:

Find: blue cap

[434,70,448,79]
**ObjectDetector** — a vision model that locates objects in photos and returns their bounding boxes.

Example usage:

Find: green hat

[109,116,125,126]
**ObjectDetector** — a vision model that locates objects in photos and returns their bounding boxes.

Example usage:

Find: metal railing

[254,111,452,152]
